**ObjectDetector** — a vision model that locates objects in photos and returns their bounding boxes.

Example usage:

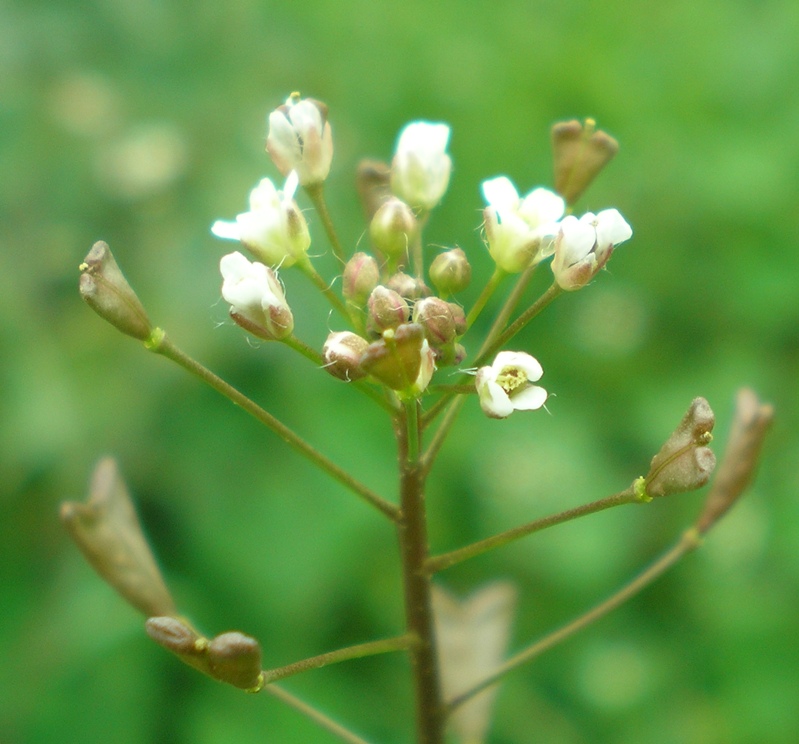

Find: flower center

[496,365,528,395]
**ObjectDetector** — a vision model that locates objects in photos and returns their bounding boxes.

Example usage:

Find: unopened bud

[322,331,369,381]
[642,398,716,498]
[79,241,152,341]
[695,388,774,534]
[356,159,392,223]
[360,323,424,390]
[386,272,430,301]
[369,197,417,263]
[342,252,379,307]
[207,632,264,691]
[429,247,471,296]
[367,285,409,335]
[551,119,619,205]
[414,297,457,348]
[448,302,467,336]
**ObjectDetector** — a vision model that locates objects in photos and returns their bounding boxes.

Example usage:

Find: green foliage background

[2,0,798,741]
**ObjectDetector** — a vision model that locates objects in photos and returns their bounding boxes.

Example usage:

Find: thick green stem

[426,487,637,574]
[396,403,445,744]
[305,183,348,265]
[146,330,400,522]
[263,634,414,684]
[265,685,374,744]
[446,528,703,712]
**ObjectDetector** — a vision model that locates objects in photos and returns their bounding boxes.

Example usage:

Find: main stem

[396,402,445,744]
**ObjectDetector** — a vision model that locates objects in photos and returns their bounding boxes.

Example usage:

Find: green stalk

[146,329,400,522]
[426,487,637,574]
[296,257,352,323]
[446,528,703,712]
[305,183,348,265]
[466,267,506,329]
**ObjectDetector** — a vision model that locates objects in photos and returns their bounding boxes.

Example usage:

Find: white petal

[511,384,547,411]
[512,353,543,382]
[519,187,565,225]
[481,176,519,211]
[283,170,300,201]
[491,350,530,373]
[559,216,596,263]
[479,379,514,418]
[219,251,251,281]
[212,220,242,241]
[595,208,632,246]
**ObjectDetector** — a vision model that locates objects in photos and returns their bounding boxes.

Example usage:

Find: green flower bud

[342,252,380,308]
[429,247,471,296]
[369,197,417,263]
[367,285,409,336]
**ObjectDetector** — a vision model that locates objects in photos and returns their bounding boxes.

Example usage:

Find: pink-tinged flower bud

[359,323,425,391]
[642,398,716,498]
[429,247,471,296]
[448,302,467,336]
[207,632,263,691]
[61,458,176,617]
[475,351,547,419]
[369,197,418,263]
[266,92,333,186]
[220,252,293,341]
[211,172,310,268]
[414,297,457,349]
[551,208,632,291]
[322,331,369,381]
[386,271,430,301]
[481,177,565,274]
[79,241,152,341]
[342,252,380,307]
[551,119,618,206]
[367,285,409,335]
[391,121,452,211]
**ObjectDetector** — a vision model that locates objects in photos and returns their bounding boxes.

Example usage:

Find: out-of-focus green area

[2,0,798,741]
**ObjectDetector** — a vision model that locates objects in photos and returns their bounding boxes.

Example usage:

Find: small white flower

[211,172,310,268]
[475,351,547,419]
[220,251,293,340]
[481,176,565,274]
[551,208,632,291]
[266,93,333,186]
[391,121,452,211]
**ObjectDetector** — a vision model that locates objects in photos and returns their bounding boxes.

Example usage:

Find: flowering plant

[68,96,773,744]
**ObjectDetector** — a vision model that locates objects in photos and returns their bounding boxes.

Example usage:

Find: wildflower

[475,351,547,419]
[266,93,333,186]
[322,331,369,381]
[211,172,310,268]
[219,251,293,340]
[391,121,452,211]
[481,177,565,274]
[551,209,632,290]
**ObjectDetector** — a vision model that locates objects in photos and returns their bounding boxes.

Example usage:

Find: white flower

[551,208,632,291]
[481,176,565,274]
[211,172,310,268]
[266,93,333,186]
[220,251,293,340]
[475,351,547,419]
[391,121,452,211]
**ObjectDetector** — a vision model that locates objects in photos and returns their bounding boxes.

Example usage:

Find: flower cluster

[208,94,632,416]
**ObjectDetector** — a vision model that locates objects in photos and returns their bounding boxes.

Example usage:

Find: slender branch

[475,282,563,367]
[262,634,415,684]
[466,267,506,329]
[264,685,375,744]
[446,527,703,713]
[305,183,348,265]
[146,329,400,522]
[426,487,638,574]
[296,257,352,323]
[395,404,445,744]
[420,394,467,478]
[410,211,429,279]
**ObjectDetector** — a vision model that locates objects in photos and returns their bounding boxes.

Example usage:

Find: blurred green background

[2,0,798,741]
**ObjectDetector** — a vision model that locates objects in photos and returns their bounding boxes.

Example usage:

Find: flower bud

[391,121,452,211]
[643,398,716,498]
[551,119,618,206]
[266,92,333,186]
[211,172,310,268]
[367,285,409,336]
[356,159,392,223]
[61,458,176,617]
[342,252,379,308]
[220,252,293,341]
[551,208,632,291]
[322,331,369,381]
[386,271,430,301]
[369,197,417,263]
[79,241,152,341]
[448,302,467,336]
[359,323,425,391]
[207,632,264,691]
[481,177,565,274]
[413,297,461,364]
[429,247,471,296]
[695,388,773,534]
